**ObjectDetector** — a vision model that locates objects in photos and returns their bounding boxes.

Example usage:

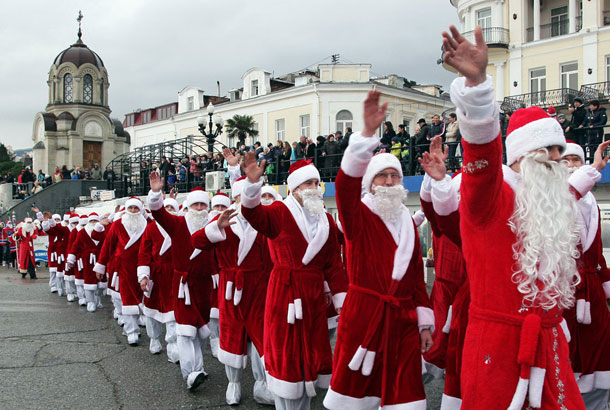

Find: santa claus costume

[15,217,39,279]
[137,198,179,360]
[68,213,105,312]
[449,75,598,409]
[63,214,80,302]
[241,160,348,410]
[147,185,217,390]
[192,180,274,405]
[42,212,71,297]
[93,198,147,344]
[560,143,610,409]
[324,136,434,409]
[103,209,125,324]
[67,215,89,305]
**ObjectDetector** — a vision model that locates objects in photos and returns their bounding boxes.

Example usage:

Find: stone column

[533,0,541,41]
[569,0,577,32]
[495,62,506,101]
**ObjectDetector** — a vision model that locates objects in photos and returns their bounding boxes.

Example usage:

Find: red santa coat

[15,227,37,273]
[64,226,79,280]
[563,196,610,393]
[93,221,144,314]
[44,221,70,270]
[67,225,104,291]
[241,191,348,400]
[149,194,216,337]
[191,213,272,369]
[66,226,88,285]
[137,221,175,323]
[459,131,585,408]
[324,163,432,409]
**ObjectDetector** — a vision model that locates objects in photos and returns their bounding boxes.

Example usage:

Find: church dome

[53,37,104,69]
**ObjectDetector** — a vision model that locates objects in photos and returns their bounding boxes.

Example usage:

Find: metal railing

[580,82,610,101]
[526,19,574,42]
[461,27,509,47]
[501,87,583,112]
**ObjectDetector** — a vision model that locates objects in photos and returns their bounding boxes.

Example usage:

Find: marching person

[63,214,80,302]
[67,214,89,306]
[14,217,39,279]
[240,155,348,410]
[323,90,434,410]
[40,211,71,297]
[93,199,147,344]
[440,25,609,409]
[147,174,217,391]
[137,197,180,361]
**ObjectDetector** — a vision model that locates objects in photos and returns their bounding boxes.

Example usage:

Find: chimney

[217,81,220,97]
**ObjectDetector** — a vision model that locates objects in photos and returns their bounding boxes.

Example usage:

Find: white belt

[178,278,191,306]
[89,253,96,265]
[77,259,83,271]
[111,272,119,291]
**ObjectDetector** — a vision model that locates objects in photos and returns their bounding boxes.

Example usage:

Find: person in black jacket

[380,121,396,147]
[571,98,588,148]
[428,114,446,140]
[396,124,410,145]
[581,100,608,158]
[415,118,430,153]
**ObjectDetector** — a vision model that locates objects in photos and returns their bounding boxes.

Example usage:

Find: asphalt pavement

[0,266,443,409]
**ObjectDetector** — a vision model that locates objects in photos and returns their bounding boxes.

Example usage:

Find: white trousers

[225,365,243,404]
[165,321,179,362]
[123,314,139,337]
[208,317,219,358]
[249,343,275,404]
[112,292,123,320]
[65,278,76,296]
[85,289,97,312]
[582,388,609,410]
[48,267,57,289]
[177,331,207,381]
[274,394,311,410]
[76,283,85,301]
[55,272,65,296]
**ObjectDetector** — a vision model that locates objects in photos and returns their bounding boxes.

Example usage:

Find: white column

[495,62,506,101]
[533,0,541,41]
[569,0,577,33]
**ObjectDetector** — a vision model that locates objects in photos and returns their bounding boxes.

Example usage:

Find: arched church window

[64,73,73,103]
[335,109,353,133]
[83,74,93,104]
[99,80,104,105]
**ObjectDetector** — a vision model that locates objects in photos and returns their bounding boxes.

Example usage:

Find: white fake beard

[208,210,221,220]
[567,166,577,175]
[372,184,407,223]
[261,198,274,206]
[185,208,208,232]
[22,222,34,235]
[234,202,242,215]
[297,188,325,216]
[508,151,581,311]
[87,221,97,228]
[122,211,146,236]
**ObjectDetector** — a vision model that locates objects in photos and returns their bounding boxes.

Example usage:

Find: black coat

[583,107,608,128]
[571,105,587,128]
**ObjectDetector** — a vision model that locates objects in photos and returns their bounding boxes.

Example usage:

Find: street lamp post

[197,103,223,154]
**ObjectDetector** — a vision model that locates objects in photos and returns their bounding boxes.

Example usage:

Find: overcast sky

[0,0,459,150]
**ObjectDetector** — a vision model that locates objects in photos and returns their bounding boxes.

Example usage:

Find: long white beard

[261,198,274,206]
[298,188,325,216]
[22,223,34,235]
[185,209,208,232]
[508,151,581,310]
[372,184,407,223]
[122,212,146,236]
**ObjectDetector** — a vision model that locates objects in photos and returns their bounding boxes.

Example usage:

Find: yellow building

[447,0,610,110]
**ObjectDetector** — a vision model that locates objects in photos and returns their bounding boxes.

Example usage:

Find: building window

[560,62,578,90]
[63,73,73,103]
[606,56,610,81]
[476,8,491,29]
[275,119,286,141]
[100,80,104,105]
[83,74,93,104]
[251,80,259,97]
[228,135,235,148]
[551,6,569,37]
[336,110,353,133]
[529,67,546,105]
[187,96,194,111]
[299,114,310,138]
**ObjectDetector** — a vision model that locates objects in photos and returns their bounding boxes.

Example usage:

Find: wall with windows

[178,86,204,113]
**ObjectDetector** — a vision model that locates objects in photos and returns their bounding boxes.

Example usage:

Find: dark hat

[573,97,583,104]
[417,118,426,124]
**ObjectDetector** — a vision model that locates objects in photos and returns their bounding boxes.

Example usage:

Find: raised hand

[593,140,610,171]
[149,170,164,192]
[99,218,110,226]
[169,187,177,199]
[223,147,240,167]
[363,90,388,137]
[42,211,52,221]
[217,209,237,230]
[419,137,448,181]
[31,206,40,213]
[442,25,488,87]
[114,204,121,213]
[243,151,265,183]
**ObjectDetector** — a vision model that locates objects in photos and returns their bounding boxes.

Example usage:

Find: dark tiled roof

[53,39,104,69]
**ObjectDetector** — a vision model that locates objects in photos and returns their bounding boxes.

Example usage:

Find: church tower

[32,12,129,175]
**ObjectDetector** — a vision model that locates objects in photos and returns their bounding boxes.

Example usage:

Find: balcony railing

[501,87,583,112]
[581,82,610,101]
[526,19,576,42]
[461,27,509,47]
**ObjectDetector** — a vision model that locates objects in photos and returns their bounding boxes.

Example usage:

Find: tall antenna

[331,54,340,64]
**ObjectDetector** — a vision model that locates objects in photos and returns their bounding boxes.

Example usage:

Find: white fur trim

[559,319,571,343]
[121,305,141,316]
[92,263,105,275]
[162,198,179,212]
[140,304,175,323]
[348,346,367,371]
[231,178,246,199]
[125,197,143,211]
[287,164,320,192]
[578,370,610,392]
[362,153,403,193]
[563,143,585,163]
[189,248,201,260]
[204,221,226,243]
[147,190,164,211]
[442,305,453,334]
[211,194,231,209]
[233,288,242,306]
[261,185,281,201]
[218,347,248,369]
[440,394,462,410]
[412,210,425,227]
[287,303,295,324]
[431,175,458,216]
[583,301,592,325]
[175,323,197,338]
[507,377,529,410]
[225,281,233,300]
[241,178,264,208]
[603,281,610,299]
[569,165,600,197]
[528,367,545,408]
[283,195,329,266]
[576,299,586,324]
[97,281,107,290]
[416,306,435,333]
[294,298,303,320]
[83,283,98,291]
[382,400,427,409]
[340,132,379,178]
[506,117,566,166]
[137,266,150,282]
[67,254,76,265]
[184,190,210,208]
[74,278,84,286]
[419,174,432,202]
[323,387,380,410]
[210,307,219,319]
[265,371,303,400]
[332,292,346,310]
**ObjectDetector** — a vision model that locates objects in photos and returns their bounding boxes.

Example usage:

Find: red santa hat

[63,212,71,221]
[287,159,320,192]
[212,192,231,208]
[79,215,88,225]
[562,140,585,163]
[232,176,247,199]
[506,106,566,166]
[69,213,79,224]
[125,197,143,212]
[88,213,100,223]
[52,214,61,221]
[24,217,33,224]
[362,153,403,193]
[184,186,210,208]
[547,105,557,117]
[163,198,179,212]
[261,185,281,201]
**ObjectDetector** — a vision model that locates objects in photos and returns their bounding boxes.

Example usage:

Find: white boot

[225,365,243,405]
[96,288,103,308]
[210,336,220,358]
[186,371,207,390]
[66,293,75,302]
[149,338,162,354]
[85,289,96,312]
[250,344,275,405]
[137,315,146,327]
[127,333,139,346]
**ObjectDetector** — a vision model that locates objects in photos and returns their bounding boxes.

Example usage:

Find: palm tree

[224,115,259,147]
